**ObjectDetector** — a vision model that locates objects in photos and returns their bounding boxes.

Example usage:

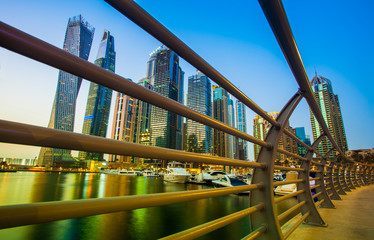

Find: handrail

[257,0,351,162]
[277,148,307,161]
[160,203,265,240]
[0,21,269,148]
[104,0,281,129]
[0,119,265,169]
[0,183,264,229]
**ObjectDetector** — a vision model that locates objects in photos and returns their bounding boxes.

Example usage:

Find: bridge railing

[0,0,372,239]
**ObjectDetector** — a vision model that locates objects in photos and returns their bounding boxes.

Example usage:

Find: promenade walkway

[288,184,374,240]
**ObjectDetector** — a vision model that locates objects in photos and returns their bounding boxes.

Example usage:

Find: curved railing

[0,0,373,239]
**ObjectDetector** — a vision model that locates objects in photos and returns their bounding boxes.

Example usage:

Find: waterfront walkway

[288,184,374,240]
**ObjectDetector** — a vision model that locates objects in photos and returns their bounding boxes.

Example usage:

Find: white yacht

[211,175,250,195]
[163,162,191,183]
[118,169,138,176]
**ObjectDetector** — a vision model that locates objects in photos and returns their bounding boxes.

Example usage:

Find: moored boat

[163,164,191,183]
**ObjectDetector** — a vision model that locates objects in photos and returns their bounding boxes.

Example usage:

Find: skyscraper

[38,15,94,167]
[148,47,184,167]
[310,74,348,157]
[295,127,311,157]
[186,71,212,155]
[80,30,115,161]
[213,85,229,158]
[236,100,248,160]
[109,80,137,164]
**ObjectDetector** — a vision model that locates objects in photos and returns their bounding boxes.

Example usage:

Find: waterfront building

[38,15,95,167]
[295,127,312,157]
[148,47,184,167]
[109,79,137,163]
[253,112,298,165]
[236,100,248,160]
[310,74,348,157]
[212,86,229,158]
[79,30,115,161]
[133,78,153,165]
[186,71,212,156]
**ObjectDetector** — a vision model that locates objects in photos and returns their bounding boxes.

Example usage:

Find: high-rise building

[132,78,153,165]
[109,79,137,163]
[80,30,115,161]
[213,86,229,158]
[38,15,94,167]
[186,71,212,155]
[236,100,248,160]
[148,47,184,167]
[295,127,312,157]
[253,112,298,165]
[310,74,348,157]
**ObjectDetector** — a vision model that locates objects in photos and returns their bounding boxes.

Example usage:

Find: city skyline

[1,0,373,160]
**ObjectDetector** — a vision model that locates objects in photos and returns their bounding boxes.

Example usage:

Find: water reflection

[0,172,297,240]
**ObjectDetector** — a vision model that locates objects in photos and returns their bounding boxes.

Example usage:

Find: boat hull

[164,175,189,183]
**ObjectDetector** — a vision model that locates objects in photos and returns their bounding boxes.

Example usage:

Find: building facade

[148,48,184,164]
[212,86,229,158]
[109,79,137,163]
[310,74,348,157]
[38,15,95,167]
[236,100,248,160]
[253,112,298,165]
[186,71,212,155]
[80,30,115,161]
[295,127,311,157]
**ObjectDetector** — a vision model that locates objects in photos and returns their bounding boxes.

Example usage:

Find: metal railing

[0,0,373,239]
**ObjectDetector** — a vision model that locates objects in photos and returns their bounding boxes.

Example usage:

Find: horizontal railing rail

[0,0,372,239]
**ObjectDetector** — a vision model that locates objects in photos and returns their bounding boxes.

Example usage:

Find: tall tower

[310,74,348,157]
[148,47,184,167]
[212,86,229,158]
[38,15,94,167]
[186,71,212,155]
[80,30,115,161]
[295,127,311,157]
[133,78,153,166]
[236,100,248,160]
[109,79,137,164]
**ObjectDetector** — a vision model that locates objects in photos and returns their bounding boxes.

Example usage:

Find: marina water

[0,172,296,240]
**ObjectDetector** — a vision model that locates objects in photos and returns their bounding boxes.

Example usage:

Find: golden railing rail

[0,0,372,239]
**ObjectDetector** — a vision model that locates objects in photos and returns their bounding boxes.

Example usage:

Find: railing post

[340,163,351,192]
[324,155,341,200]
[346,164,356,190]
[297,134,327,226]
[360,165,366,186]
[314,151,334,208]
[331,159,346,195]
[352,164,361,187]
[250,92,303,240]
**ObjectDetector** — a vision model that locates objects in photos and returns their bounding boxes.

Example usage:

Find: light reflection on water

[0,172,297,240]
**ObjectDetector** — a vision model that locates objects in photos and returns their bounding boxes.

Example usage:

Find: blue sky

[1,0,373,160]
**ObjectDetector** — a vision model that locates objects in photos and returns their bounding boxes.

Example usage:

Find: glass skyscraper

[236,100,248,160]
[38,15,95,167]
[295,127,311,157]
[310,74,348,157]
[80,30,115,161]
[213,86,229,158]
[186,71,212,155]
[149,47,184,167]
